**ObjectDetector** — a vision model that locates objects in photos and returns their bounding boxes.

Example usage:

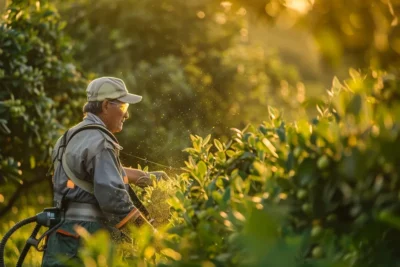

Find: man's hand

[148,171,170,181]
[123,167,170,187]
[135,176,153,188]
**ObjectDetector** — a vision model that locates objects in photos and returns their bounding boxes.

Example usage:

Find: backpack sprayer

[0,207,63,267]
[0,124,180,266]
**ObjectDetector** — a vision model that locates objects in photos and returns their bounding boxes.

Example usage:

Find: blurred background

[0,0,399,264]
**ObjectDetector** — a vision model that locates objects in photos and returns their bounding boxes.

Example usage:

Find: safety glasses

[108,100,129,113]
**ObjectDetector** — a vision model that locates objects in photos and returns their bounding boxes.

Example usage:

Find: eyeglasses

[108,100,129,113]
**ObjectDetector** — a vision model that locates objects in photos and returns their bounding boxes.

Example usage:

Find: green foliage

[164,70,400,266]
[0,0,86,213]
[46,70,400,267]
[0,189,49,266]
[2,1,400,267]
[58,0,303,165]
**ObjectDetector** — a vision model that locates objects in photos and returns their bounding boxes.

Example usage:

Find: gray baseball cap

[86,77,142,104]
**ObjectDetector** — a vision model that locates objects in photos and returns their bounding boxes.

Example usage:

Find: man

[42,77,167,266]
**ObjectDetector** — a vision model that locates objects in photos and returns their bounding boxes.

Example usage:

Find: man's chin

[111,125,123,133]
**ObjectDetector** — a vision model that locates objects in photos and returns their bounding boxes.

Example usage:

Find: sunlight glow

[285,0,314,14]
[215,13,227,24]
[220,1,232,10]
[236,7,247,16]
[197,11,205,19]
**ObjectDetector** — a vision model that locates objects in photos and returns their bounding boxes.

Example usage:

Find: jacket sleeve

[91,148,146,228]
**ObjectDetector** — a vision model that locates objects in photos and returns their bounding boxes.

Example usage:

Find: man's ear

[101,100,109,114]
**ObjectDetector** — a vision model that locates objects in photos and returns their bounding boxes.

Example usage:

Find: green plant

[0,0,86,216]
[26,70,400,267]
[156,69,400,266]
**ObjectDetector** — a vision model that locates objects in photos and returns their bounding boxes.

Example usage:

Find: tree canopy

[0,0,86,216]
[58,0,303,165]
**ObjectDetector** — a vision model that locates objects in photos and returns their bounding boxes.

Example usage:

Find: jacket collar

[84,112,107,127]
[83,113,123,150]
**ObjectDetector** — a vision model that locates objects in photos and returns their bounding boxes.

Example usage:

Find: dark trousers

[41,220,103,267]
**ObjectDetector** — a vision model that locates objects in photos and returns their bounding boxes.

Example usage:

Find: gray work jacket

[51,113,134,226]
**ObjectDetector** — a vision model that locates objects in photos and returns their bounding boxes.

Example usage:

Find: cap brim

[118,93,142,104]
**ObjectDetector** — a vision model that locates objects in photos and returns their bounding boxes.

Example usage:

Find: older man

[42,77,166,266]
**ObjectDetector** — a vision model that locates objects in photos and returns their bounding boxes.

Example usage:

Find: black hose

[16,224,41,267]
[0,215,37,267]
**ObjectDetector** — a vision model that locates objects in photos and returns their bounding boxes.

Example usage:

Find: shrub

[0,0,86,216]
[166,70,400,266]
[71,70,400,267]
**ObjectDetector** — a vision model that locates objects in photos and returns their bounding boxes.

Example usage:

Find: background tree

[57,0,304,167]
[234,0,400,71]
[0,0,86,217]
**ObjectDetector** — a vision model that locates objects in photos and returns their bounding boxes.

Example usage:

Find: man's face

[102,100,130,133]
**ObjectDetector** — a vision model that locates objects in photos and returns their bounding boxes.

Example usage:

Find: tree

[0,0,86,216]
[58,0,303,166]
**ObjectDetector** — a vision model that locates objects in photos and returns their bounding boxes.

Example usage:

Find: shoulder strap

[62,124,118,194]
[67,124,118,144]
[62,154,94,193]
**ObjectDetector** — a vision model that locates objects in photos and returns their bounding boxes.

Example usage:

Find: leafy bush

[54,70,400,267]
[165,70,400,266]
[0,1,86,216]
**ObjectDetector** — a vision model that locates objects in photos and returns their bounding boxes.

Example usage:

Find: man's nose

[124,111,130,119]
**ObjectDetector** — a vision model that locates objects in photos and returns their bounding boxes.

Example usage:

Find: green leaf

[295,120,312,139]
[349,68,361,80]
[268,106,279,120]
[217,151,226,161]
[214,139,224,152]
[346,93,362,116]
[231,128,243,138]
[29,155,36,169]
[226,150,236,157]
[182,147,197,154]
[224,140,232,150]
[276,122,286,142]
[332,76,342,93]
[378,210,400,229]
[197,161,207,177]
[202,134,211,146]
[296,158,316,186]
[253,161,266,175]
[262,138,278,158]
[222,186,231,204]
[212,191,222,203]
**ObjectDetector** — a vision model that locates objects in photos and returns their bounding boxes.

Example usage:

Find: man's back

[42,114,135,266]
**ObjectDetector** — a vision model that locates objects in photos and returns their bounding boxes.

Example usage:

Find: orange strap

[115,208,140,229]
[56,229,79,239]
[123,175,128,184]
[66,179,75,189]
